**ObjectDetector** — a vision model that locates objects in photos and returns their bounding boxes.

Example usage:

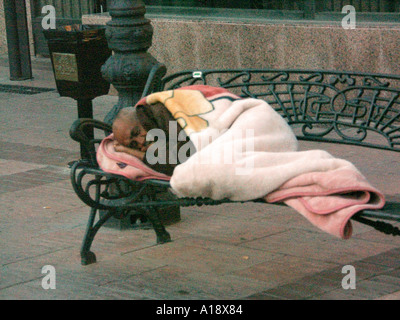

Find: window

[144,1,301,9]
[143,0,400,22]
[317,0,400,12]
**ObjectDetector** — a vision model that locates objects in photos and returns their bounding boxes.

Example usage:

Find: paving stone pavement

[0,55,399,301]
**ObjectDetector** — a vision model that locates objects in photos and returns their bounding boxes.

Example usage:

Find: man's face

[113,116,150,152]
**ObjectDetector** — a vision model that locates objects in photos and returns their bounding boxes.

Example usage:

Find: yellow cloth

[146,90,214,135]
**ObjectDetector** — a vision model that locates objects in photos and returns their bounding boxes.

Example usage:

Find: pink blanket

[97,134,170,181]
[265,168,385,239]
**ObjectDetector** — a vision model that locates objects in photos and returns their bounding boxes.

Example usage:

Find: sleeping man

[112,103,195,176]
[103,85,387,240]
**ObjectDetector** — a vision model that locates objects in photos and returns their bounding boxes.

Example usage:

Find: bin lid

[43,25,107,42]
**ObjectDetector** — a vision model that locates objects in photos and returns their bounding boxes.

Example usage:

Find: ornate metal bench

[70,67,400,265]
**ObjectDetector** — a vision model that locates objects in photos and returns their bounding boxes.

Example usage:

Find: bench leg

[81,206,170,265]
[80,206,98,265]
[80,207,116,265]
[146,206,172,244]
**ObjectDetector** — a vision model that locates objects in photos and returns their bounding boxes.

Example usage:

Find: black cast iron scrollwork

[161,69,400,152]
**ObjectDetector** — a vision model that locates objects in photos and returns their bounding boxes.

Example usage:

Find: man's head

[112,107,149,151]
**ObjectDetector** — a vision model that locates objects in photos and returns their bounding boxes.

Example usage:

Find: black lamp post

[101,0,161,125]
[100,0,179,229]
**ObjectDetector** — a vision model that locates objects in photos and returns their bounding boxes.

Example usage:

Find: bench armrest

[69,118,112,166]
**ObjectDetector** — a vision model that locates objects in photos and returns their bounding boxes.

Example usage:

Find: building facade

[85,0,400,75]
[1,1,400,75]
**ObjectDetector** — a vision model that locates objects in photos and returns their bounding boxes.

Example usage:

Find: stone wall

[83,13,400,76]
[151,20,400,75]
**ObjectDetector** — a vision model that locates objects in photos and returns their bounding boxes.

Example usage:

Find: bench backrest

[157,69,400,153]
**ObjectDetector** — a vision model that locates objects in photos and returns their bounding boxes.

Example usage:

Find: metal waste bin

[44,24,112,159]
[44,24,111,100]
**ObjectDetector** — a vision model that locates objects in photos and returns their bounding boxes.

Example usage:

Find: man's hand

[113,141,145,160]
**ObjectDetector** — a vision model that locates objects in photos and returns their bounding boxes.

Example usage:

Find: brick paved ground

[0,55,399,300]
